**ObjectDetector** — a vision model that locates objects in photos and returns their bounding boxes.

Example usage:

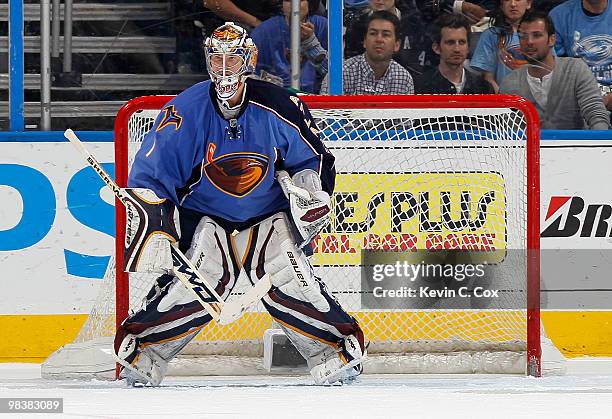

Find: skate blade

[318,357,364,386]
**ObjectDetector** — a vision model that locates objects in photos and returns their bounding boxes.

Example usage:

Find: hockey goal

[43,93,544,379]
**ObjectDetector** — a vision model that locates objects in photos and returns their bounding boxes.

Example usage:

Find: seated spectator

[251,0,328,93]
[201,0,282,32]
[320,10,414,94]
[344,0,438,77]
[344,0,401,59]
[549,0,612,111]
[415,14,494,93]
[499,10,610,129]
[471,0,532,92]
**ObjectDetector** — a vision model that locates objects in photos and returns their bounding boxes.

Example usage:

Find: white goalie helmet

[204,22,258,101]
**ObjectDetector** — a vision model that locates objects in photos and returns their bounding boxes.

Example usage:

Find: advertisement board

[0,142,114,314]
[1,137,612,358]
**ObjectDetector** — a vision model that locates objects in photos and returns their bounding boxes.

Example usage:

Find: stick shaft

[64,129,223,321]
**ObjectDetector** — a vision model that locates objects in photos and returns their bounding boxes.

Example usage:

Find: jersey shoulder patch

[156,105,183,132]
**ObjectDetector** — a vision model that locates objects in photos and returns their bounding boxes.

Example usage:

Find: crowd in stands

[6,0,609,130]
[189,0,610,129]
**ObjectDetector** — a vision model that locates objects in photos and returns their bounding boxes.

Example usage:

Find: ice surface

[1,360,612,418]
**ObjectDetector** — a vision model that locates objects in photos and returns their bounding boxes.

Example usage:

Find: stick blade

[217,274,272,325]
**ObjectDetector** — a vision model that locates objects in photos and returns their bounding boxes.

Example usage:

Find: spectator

[201,0,282,32]
[471,0,532,92]
[251,0,328,93]
[415,14,494,93]
[344,0,401,59]
[320,11,415,94]
[549,0,612,111]
[344,0,437,76]
[499,10,610,129]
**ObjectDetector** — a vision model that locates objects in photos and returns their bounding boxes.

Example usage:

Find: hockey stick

[64,129,271,325]
[277,170,312,201]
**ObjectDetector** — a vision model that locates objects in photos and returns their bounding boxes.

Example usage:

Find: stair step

[0,3,171,21]
[0,100,127,118]
[0,36,176,54]
[0,73,207,90]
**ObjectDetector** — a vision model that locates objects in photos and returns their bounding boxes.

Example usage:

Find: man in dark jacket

[415,14,494,94]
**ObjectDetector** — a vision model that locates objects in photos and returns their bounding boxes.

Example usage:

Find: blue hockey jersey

[128,78,335,227]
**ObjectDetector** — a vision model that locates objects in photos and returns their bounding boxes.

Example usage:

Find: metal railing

[4,1,361,130]
[0,3,171,21]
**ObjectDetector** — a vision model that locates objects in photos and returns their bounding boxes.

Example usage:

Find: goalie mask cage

[43,94,542,379]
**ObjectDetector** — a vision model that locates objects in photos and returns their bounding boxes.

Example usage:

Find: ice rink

[2,359,612,418]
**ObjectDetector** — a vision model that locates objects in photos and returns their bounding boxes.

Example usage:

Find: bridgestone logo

[542,196,612,238]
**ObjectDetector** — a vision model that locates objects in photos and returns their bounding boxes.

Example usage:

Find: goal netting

[43,93,548,379]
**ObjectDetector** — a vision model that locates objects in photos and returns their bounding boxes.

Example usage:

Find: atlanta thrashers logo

[156,105,183,131]
[204,143,269,197]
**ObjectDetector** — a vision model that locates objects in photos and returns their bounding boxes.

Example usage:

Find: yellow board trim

[2,311,612,362]
[0,314,88,362]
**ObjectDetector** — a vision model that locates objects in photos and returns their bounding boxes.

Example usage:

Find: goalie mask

[204,22,258,102]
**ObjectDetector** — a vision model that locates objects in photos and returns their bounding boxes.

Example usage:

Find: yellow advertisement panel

[311,172,507,266]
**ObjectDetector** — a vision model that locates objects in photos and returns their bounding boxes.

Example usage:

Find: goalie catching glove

[123,188,180,274]
[277,169,331,248]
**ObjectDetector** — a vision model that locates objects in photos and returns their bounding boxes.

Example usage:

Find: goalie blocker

[122,188,179,274]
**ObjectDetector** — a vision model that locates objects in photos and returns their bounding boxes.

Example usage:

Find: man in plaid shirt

[320,10,414,95]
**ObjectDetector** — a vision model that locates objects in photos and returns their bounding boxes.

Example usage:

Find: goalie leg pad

[115,275,215,341]
[113,214,248,385]
[113,274,217,385]
[272,316,367,385]
[236,211,366,384]
[115,334,168,386]
[244,213,330,311]
[184,216,239,300]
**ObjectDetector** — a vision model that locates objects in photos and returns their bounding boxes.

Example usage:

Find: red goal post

[114,94,541,376]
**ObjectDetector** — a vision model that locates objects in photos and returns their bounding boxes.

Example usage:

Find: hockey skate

[114,334,167,387]
[310,334,366,385]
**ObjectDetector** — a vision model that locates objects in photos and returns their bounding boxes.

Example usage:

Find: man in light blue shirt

[549,0,612,110]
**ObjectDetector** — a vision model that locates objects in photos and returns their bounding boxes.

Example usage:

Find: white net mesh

[60,97,537,376]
